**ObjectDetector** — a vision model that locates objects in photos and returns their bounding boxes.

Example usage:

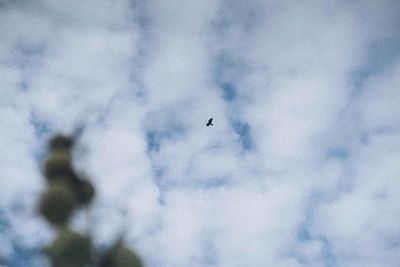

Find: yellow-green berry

[115,246,143,267]
[44,151,74,182]
[73,178,95,206]
[38,183,76,225]
[49,134,73,151]
[46,228,92,267]
[100,242,143,267]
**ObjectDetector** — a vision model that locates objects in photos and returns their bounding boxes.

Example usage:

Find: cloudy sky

[1,0,400,266]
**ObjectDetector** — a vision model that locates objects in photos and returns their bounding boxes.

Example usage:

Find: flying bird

[206,118,213,127]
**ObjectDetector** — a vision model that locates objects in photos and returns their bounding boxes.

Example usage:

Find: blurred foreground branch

[37,134,143,267]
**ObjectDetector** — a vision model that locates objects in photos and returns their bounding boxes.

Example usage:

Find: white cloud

[0,0,400,266]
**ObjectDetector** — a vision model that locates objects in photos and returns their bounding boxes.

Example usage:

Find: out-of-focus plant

[37,134,143,267]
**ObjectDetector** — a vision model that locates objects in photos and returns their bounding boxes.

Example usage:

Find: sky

[0,0,400,266]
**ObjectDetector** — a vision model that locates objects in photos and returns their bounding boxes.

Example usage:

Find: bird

[206,118,213,127]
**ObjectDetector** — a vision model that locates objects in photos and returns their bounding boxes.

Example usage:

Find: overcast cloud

[1,0,400,266]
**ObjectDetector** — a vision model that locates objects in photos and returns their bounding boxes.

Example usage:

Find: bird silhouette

[206,118,213,127]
